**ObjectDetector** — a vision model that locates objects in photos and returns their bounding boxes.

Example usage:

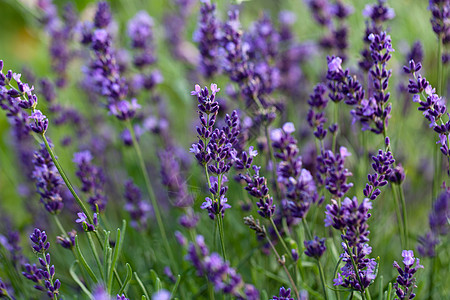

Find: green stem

[341,231,366,300]
[217,214,227,261]
[397,184,409,249]
[427,256,436,300]
[391,185,405,249]
[265,124,281,200]
[87,232,105,281]
[317,260,329,300]
[269,217,291,258]
[332,102,339,153]
[301,218,313,241]
[264,227,300,300]
[125,120,175,270]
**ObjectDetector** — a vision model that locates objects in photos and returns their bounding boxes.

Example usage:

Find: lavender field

[0,0,448,299]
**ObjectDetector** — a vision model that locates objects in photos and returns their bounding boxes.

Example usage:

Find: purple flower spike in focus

[393,250,423,299]
[271,286,294,300]
[304,236,327,258]
[22,228,60,298]
[29,110,48,134]
[191,83,239,219]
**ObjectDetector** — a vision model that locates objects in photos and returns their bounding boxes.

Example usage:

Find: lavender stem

[125,120,176,270]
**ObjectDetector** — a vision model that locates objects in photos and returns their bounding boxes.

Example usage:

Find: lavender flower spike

[393,250,423,299]
[22,228,60,299]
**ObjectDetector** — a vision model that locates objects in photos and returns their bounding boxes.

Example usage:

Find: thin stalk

[317,260,329,300]
[332,102,339,153]
[427,256,436,300]
[391,185,405,249]
[217,214,227,261]
[341,231,366,300]
[265,227,300,300]
[125,120,175,269]
[265,124,281,200]
[397,184,409,249]
[87,232,105,281]
[301,218,313,241]
[269,217,291,257]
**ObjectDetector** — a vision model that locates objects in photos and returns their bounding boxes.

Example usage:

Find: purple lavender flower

[271,286,294,300]
[304,236,327,258]
[363,148,395,200]
[32,143,64,214]
[352,32,394,134]
[159,148,193,208]
[22,228,60,298]
[272,123,318,218]
[56,230,76,249]
[404,60,450,160]
[82,3,139,122]
[195,0,221,78]
[128,11,156,68]
[76,212,98,232]
[152,290,171,300]
[429,0,450,62]
[117,294,130,300]
[124,180,152,230]
[393,250,423,299]
[185,235,259,299]
[317,146,353,198]
[29,110,48,134]
[191,84,239,219]
[417,187,450,257]
[359,0,395,72]
[73,150,107,212]
[327,197,377,292]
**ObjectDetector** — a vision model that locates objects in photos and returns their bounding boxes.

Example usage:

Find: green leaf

[108,221,125,292]
[135,272,150,300]
[75,235,98,283]
[170,275,181,296]
[69,261,93,299]
[117,263,133,295]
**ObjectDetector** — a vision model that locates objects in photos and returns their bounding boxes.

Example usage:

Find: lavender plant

[0,0,448,299]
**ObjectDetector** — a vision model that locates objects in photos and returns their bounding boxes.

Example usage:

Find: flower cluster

[393,250,423,299]
[73,151,107,212]
[123,180,152,231]
[195,0,221,78]
[363,144,395,200]
[305,0,353,60]
[128,11,155,68]
[317,146,353,198]
[75,212,98,232]
[326,197,377,291]
[185,235,259,299]
[352,32,394,134]
[22,228,60,299]
[37,0,78,87]
[239,162,276,218]
[307,83,329,140]
[272,123,318,218]
[404,60,450,160]
[417,186,449,257]
[271,286,294,300]
[82,2,140,121]
[32,142,64,214]
[428,0,450,62]
[304,236,327,259]
[190,84,239,219]
[359,0,395,71]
